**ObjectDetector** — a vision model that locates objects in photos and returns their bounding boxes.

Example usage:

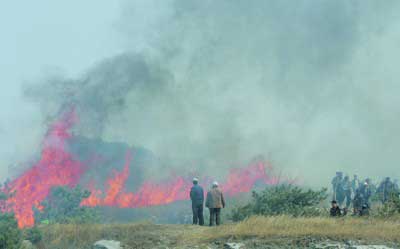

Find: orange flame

[3,108,283,228]
[4,109,83,228]
[81,159,278,209]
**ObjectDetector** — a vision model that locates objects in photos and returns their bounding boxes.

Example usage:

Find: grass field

[39,216,400,248]
[185,216,400,242]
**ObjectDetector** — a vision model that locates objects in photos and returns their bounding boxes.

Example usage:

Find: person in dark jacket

[331,172,344,205]
[377,177,395,204]
[342,176,352,208]
[190,178,204,225]
[330,200,342,217]
[205,181,225,226]
[351,174,360,196]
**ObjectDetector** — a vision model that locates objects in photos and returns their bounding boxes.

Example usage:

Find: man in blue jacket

[190,177,204,225]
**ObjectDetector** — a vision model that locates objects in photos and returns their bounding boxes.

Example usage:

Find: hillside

[38,216,400,249]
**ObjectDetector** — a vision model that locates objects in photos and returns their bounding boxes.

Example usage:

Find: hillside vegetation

[37,216,400,248]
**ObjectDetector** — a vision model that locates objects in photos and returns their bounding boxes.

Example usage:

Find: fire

[3,108,282,228]
[223,162,279,196]
[5,109,84,228]
[81,159,278,208]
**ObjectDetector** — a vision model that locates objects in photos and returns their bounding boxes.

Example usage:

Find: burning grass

[4,108,282,229]
[38,216,400,248]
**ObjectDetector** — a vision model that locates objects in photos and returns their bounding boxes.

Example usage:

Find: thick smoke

[24,54,172,135]
[22,0,400,186]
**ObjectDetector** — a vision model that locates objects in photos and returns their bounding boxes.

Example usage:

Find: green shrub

[377,192,400,217]
[23,226,42,245]
[0,184,22,249]
[35,186,99,224]
[230,185,327,221]
[0,212,21,249]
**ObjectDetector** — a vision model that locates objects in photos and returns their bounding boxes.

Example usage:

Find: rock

[350,246,394,249]
[315,241,394,249]
[315,242,345,249]
[93,240,122,249]
[224,242,244,249]
[20,240,36,249]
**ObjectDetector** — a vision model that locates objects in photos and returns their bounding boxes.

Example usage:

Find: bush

[0,212,21,249]
[35,186,99,224]
[230,185,327,221]
[377,192,400,217]
[23,227,42,245]
[0,183,22,249]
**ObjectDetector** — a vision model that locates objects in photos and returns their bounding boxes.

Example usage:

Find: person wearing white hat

[190,177,204,225]
[205,181,225,226]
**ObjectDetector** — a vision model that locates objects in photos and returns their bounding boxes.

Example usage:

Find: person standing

[331,172,344,205]
[351,175,360,196]
[206,181,225,226]
[190,178,204,225]
[377,177,395,204]
[342,176,352,209]
[362,180,373,202]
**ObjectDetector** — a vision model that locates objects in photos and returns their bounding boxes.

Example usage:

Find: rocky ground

[90,237,398,249]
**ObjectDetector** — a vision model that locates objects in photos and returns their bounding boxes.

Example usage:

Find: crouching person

[330,200,342,217]
[190,177,204,225]
[206,181,225,226]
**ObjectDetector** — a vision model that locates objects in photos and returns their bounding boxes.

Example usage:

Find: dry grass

[39,216,400,248]
[184,216,400,243]
[40,221,176,249]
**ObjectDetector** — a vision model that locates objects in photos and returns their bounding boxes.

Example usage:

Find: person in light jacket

[205,181,225,226]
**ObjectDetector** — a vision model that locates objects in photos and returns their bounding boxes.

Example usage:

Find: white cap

[212,181,219,187]
[193,177,199,182]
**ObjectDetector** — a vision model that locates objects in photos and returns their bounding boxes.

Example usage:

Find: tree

[0,183,22,249]
[231,185,327,221]
[36,186,98,224]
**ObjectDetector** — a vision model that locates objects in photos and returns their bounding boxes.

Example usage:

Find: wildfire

[3,109,282,228]
[5,109,84,228]
[81,160,278,209]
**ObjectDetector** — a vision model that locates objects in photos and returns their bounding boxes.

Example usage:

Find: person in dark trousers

[331,172,344,205]
[206,181,225,226]
[377,177,395,204]
[330,200,342,217]
[342,176,352,208]
[351,174,360,196]
[190,177,204,225]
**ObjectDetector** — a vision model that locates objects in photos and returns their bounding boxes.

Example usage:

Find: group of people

[330,172,400,216]
[190,178,226,226]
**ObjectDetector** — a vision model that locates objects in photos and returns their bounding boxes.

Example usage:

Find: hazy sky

[0,1,121,180]
[1,1,400,186]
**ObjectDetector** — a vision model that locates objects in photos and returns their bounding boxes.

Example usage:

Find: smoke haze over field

[2,0,400,186]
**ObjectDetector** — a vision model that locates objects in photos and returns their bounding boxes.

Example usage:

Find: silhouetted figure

[190,178,204,225]
[353,181,372,216]
[377,177,396,204]
[394,179,399,193]
[365,178,376,194]
[331,172,344,206]
[342,176,352,208]
[206,181,225,226]
[351,175,359,196]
